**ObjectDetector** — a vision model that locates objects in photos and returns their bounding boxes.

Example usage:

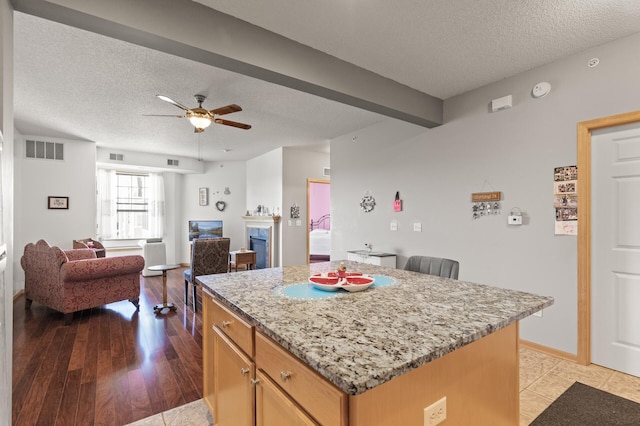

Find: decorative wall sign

[360,193,376,212]
[471,192,501,219]
[554,165,578,235]
[290,203,300,219]
[199,188,209,206]
[471,191,501,202]
[393,191,402,212]
[215,201,226,211]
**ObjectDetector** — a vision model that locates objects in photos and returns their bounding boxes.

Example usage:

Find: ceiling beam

[12,0,443,128]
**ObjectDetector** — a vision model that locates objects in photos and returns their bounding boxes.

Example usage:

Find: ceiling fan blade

[209,104,242,116]
[156,95,190,111]
[214,118,252,130]
[142,114,186,118]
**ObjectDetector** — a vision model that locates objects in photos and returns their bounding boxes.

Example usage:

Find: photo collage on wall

[554,165,578,235]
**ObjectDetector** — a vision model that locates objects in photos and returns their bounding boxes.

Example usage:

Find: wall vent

[109,153,124,161]
[167,159,179,166]
[323,167,331,177]
[26,140,64,160]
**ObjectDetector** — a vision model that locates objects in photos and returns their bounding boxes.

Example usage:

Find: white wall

[246,147,283,214]
[17,136,96,248]
[282,148,330,266]
[246,148,283,265]
[0,0,13,422]
[331,31,640,356]
[180,161,247,263]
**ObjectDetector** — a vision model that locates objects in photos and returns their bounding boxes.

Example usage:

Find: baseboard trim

[13,289,24,301]
[520,339,578,363]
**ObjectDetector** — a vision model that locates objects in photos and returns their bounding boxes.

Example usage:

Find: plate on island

[309,273,374,292]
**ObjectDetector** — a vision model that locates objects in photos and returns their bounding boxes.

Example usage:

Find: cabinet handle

[250,378,260,386]
[279,371,291,382]
[240,368,250,376]
[221,320,232,328]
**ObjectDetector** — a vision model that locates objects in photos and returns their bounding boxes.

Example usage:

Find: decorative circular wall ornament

[532,82,551,99]
[215,201,226,211]
[360,194,376,212]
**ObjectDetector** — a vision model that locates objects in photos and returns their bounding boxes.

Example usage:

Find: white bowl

[309,275,341,292]
[341,275,374,292]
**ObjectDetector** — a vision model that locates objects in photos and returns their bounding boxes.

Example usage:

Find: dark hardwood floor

[12,267,205,426]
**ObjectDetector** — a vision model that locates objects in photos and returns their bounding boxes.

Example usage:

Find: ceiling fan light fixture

[188,112,212,130]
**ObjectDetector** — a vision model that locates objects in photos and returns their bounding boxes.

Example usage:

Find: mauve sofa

[21,239,144,324]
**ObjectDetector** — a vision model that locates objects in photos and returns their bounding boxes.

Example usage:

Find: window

[116,173,149,239]
[97,169,165,240]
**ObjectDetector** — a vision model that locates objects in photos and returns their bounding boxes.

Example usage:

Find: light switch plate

[413,222,422,232]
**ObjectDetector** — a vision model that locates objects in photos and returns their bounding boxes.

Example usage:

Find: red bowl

[309,276,339,285]
[345,276,375,285]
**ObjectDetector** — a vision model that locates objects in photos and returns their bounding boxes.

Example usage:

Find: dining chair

[184,237,230,313]
[404,255,459,279]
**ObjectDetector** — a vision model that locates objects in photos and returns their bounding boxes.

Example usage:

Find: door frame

[577,109,640,365]
[306,179,330,264]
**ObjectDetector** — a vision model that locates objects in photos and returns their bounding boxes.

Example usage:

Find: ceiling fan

[146,94,252,133]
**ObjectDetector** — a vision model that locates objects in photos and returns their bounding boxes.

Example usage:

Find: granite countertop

[196,260,553,396]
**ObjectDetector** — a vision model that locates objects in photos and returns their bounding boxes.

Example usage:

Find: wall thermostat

[508,208,523,226]
[508,215,523,225]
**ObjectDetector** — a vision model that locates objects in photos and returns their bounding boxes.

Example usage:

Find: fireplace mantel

[241,215,281,223]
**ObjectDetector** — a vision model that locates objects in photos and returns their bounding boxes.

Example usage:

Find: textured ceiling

[197,0,640,99]
[13,1,640,162]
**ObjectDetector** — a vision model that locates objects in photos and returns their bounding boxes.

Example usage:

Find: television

[189,220,223,241]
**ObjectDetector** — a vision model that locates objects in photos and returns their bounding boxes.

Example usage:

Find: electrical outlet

[533,309,543,317]
[390,221,398,231]
[424,397,446,426]
[413,222,422,232]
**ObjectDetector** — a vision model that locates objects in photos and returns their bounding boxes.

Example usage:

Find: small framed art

[48,196,69,210]
[199,188,209,206]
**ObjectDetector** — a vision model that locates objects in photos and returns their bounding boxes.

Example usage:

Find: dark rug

[530,381,640,425]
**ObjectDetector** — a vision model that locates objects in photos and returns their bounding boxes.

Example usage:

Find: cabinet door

[203,292,216,416]
[214,327,255,426]
[256,370,318,426]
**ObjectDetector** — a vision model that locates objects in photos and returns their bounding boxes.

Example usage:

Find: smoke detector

[532,82,551,99]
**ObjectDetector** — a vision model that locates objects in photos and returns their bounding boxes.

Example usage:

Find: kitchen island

[197,261,553,425]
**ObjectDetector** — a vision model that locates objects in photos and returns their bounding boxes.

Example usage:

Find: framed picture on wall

[48,196,69,210]
[199,188,209,206]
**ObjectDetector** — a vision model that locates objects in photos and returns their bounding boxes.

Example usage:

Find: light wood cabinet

[255,370,317,426]
[214,328,255,426]
[202,294,216,416]
[255,332,348,426]
[204,291,346,426]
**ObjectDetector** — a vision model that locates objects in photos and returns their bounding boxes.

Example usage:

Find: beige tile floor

[519,346,640,425]
[129,347,640,426]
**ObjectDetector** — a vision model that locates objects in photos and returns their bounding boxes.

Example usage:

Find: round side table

[148,264,180,315]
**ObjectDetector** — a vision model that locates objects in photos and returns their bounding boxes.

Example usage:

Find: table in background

[229,250,256,272]
[148,264,180,314]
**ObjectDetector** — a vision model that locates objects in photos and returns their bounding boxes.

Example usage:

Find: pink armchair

[21,239,145,324]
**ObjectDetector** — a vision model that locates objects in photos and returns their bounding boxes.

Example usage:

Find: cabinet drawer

[255,332,348,426]
[256,370,318,426]
[211,297,254,357]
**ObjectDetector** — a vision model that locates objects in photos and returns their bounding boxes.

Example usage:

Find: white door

[592,122,640,376]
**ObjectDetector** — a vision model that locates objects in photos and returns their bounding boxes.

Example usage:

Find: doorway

[577,110,640,368]
[307,179,330,263]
